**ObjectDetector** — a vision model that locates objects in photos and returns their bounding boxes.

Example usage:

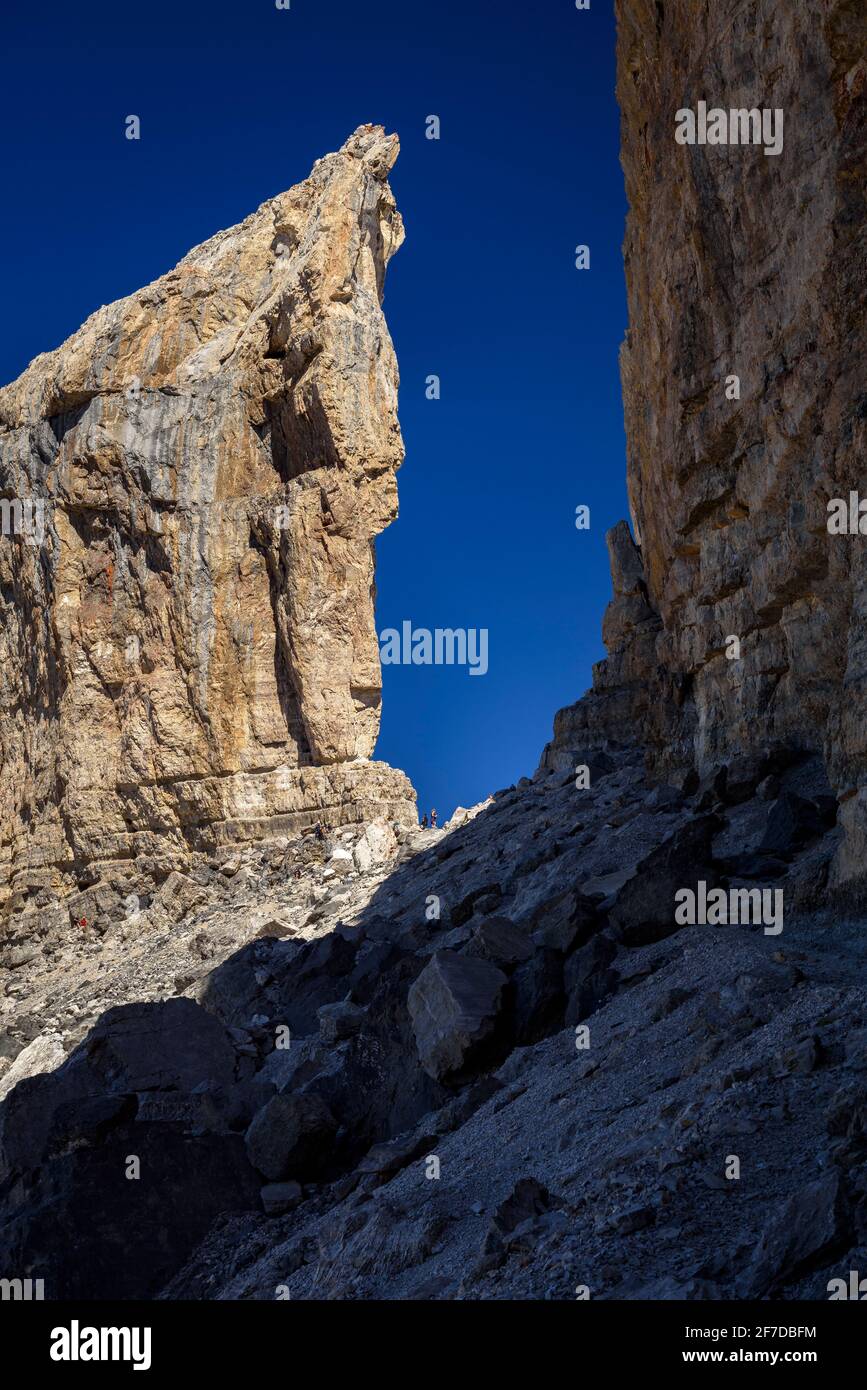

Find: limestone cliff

[0,126,416,920]
[547,0,866,887]
[2,29,867,1307]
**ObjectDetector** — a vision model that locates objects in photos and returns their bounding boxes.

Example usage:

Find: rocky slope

[0,731,862,1299]
[0,125,416,928]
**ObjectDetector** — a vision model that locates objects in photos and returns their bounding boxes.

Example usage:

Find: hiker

[421,813,428,829]
[315,822,325,842]
[430,808,438,828]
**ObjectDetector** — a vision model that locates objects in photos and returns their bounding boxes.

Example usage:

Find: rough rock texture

[2,7,866,1308]
[0,1031,65,1102]
[408,951,507,1080]
[2,742,860,1300]
[545,0,867,890]
[0,125,415,924]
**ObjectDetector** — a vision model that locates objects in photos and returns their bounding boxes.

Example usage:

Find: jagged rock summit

[0,125,416,924]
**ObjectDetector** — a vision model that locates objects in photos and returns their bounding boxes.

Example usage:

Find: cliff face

[3,26,867,1307]
[0,126,416,919]
[548,0,866,888]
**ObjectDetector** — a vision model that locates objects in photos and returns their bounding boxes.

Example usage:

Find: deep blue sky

[1,0,629,819]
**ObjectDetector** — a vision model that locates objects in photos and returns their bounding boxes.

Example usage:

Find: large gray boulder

[407,951,507,1081]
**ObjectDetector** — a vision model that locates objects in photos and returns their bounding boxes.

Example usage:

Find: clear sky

[1,0,630,820]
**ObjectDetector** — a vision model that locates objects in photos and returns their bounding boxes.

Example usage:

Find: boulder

[607,816,720,946]
[82,999,237,1094]
[527,889,600,954]
[407,951,507,1081]
[245,1091,337,1180]
[260,1181,303,1215]
[318,1000,366,1043]
[741,1173,844,1297]
[310,958,447,1153]
[472,1177,563,1276]
[0,998,240,1181]
[760,793,834,858]
[0,1032,66,1102]
[466,917,533,967]
[352,821,398,872]
[152,871,208,921]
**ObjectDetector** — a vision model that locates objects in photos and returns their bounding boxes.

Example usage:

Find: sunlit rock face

[0,125,416,915]
[547,0,865,888]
